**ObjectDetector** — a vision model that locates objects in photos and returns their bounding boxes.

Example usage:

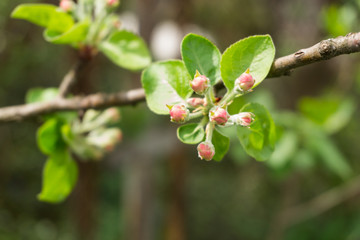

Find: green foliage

[11,4,74,32]
[221,35,275,90]
[37,118,66,156]
[177,123,205,144]
[267,130,298,169]
[299,95,356,134]
[44,20,90,44]
[305,125,352,180]
[268,92,355,179]
[99,30,152,71]
[25,87,59,103]
[181,33,221,85]
[141,60,192,114]
[322,4,357,37]
[38,153,78,203]
[212,129,230,162]
[237,103,276,161]
[11,2,151,71]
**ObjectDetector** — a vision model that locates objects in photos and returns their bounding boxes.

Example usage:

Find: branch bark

[0,88,145,122]
[1,32,360,122]
[268,32,360,78]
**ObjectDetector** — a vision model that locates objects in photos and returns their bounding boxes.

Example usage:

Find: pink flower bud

[235,69,255,92]
[197,142,215,161]
[167,104,189,123]
[186,98,205,108]
[190,73,210,95]
[107,0,120,7]
[210,107,230,125]
[231,112,255,127]
[59,0,74,12]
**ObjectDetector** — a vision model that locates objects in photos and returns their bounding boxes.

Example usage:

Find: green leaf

[141,60,192,114]
[304,123,352,179]
[99,30,151,71]
[298,95,355,134]
[44,21,89,44]
[267,130,298,169]
[221,35,275,90]
[38,153,78,203]
[177,123,205,144]
[181,33,221,85]
[321,5,357,37]
[26,88,59,103]
[212,129,230,162]
[11,4,74,33]
[37,118,66,156]
[237,103,276,161]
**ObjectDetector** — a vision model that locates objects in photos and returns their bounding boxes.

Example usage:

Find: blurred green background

[1,0,360,239]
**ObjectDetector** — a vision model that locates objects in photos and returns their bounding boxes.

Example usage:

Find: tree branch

[0,88,145,122]
[1,32,360,122]
[268,32,360,78]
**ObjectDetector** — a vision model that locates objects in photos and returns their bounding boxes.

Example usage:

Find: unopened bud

[103,107,120,123]
[209,107,230,126]
[59,0,74,12]
[107,0,120,7]
[190,70,210,95]
[186,98,205,108]
[231,112,255,127]
[235,69,255,92]
[167,104,189,123]
[197,141,215,161]
[86,128,122,152]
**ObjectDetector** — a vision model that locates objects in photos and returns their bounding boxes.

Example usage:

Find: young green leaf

[38,154,78,203]
[26,88,59,104]
[99,30,151,71]
[44,21,89,44]
[37,118,66,156]
[177,123,205,144]
[181,33,221,85]
[221,35,275,90]
[11,4,74,33]
[237,103,276,161]
[212,129,230,161]
[141,60,192,114]
[303,122,352,179]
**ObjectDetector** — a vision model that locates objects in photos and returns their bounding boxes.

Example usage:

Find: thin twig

[281,175,360,226]
[58,58,89,98]
[1,32,360,122]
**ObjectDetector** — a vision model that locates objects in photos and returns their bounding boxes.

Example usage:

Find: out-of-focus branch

[0,88,145,122]
[281,175,360,226]
[1,32,360,122]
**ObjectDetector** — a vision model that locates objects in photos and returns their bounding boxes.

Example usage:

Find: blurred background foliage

[1,0,360,239]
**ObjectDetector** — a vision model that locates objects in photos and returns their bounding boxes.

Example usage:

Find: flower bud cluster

[166,69,257,162]
[68,108,123,160]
